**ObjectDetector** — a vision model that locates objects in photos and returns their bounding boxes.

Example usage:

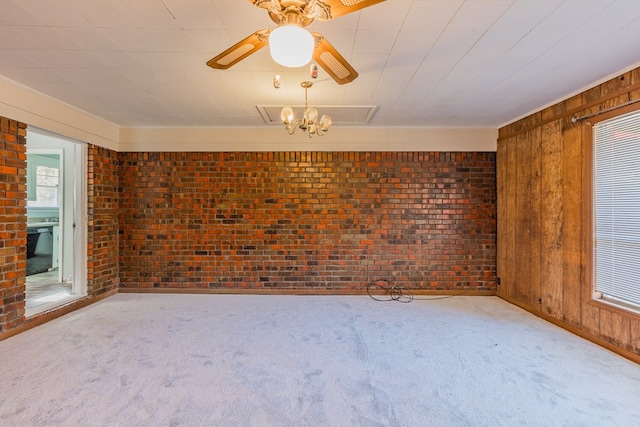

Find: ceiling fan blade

[307,0,385,21]
[312,33,358,85]
[249,0,280,11]
[206,30,270,70]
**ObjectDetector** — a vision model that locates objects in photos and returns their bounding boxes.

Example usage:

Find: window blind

[593,110,640,309]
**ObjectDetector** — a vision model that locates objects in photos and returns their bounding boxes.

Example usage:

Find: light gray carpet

[1,294,639,426]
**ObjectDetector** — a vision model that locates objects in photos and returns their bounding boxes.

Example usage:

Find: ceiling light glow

[269,25,314,68]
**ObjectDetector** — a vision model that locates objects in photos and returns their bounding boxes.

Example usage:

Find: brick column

[0,117,27,331]
[86,144,120,296]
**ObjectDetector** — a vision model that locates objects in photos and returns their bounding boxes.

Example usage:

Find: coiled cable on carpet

[366,279,470,303]
[367,279,414,303]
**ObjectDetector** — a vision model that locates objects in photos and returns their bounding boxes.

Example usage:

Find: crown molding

[0,76,119,150]
[118,126,497,152]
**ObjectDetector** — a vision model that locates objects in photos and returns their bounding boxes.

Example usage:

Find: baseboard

[1,287,496,341]
[497,294,640,366]
[117,287,496,296]
[0,289,117,342]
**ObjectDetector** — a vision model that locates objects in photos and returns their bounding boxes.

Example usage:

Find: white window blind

[593,109,640,310]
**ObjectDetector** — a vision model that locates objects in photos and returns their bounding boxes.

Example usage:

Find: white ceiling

[1,0,640,129]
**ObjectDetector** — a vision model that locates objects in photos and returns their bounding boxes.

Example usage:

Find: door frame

[26,148,64,283]
[72,142,88,296]
[27,129,88,298]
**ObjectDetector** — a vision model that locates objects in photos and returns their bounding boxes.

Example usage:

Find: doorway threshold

[26,293,83,318]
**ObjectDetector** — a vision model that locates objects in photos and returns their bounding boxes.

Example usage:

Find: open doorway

[26,130,87,315]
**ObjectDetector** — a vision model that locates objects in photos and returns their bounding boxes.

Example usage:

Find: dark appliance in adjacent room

[26,226,53,276]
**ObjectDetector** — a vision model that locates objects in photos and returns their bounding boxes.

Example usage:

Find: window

[593,109,640,310]
[28,165,59,208]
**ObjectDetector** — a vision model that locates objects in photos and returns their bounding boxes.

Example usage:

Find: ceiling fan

[206,0,385,85]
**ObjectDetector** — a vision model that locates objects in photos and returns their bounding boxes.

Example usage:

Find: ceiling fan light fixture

[207,0,384,83]
[269,25,314,67]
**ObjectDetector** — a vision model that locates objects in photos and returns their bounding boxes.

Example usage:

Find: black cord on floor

[367,279,413,303]
[366,279,470,303]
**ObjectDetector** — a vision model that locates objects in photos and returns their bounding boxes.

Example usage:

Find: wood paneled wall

[497,68,640,362]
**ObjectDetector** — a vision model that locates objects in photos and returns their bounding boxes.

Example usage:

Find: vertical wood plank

[630,318,640,355]
[580,122,600,336]
[529,128,543,309]
[496,139,508,297]
[561,123,583,325]
[540,120,564,317]
[515,132,533,307]
[504,136,518,299]
[600,310,630,349]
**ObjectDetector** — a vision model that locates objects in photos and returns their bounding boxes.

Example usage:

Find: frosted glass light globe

[304,107,318,123]
[320,115,332,130]
[280,106,294,124]
[269,25,314,68]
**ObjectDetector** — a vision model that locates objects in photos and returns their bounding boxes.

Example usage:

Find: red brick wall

[118,151,496,292]
[0,117,27,331]
[87,145,120,296]
[0,134,120,335]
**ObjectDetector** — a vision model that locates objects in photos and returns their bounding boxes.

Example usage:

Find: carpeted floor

[1,294,639,426]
